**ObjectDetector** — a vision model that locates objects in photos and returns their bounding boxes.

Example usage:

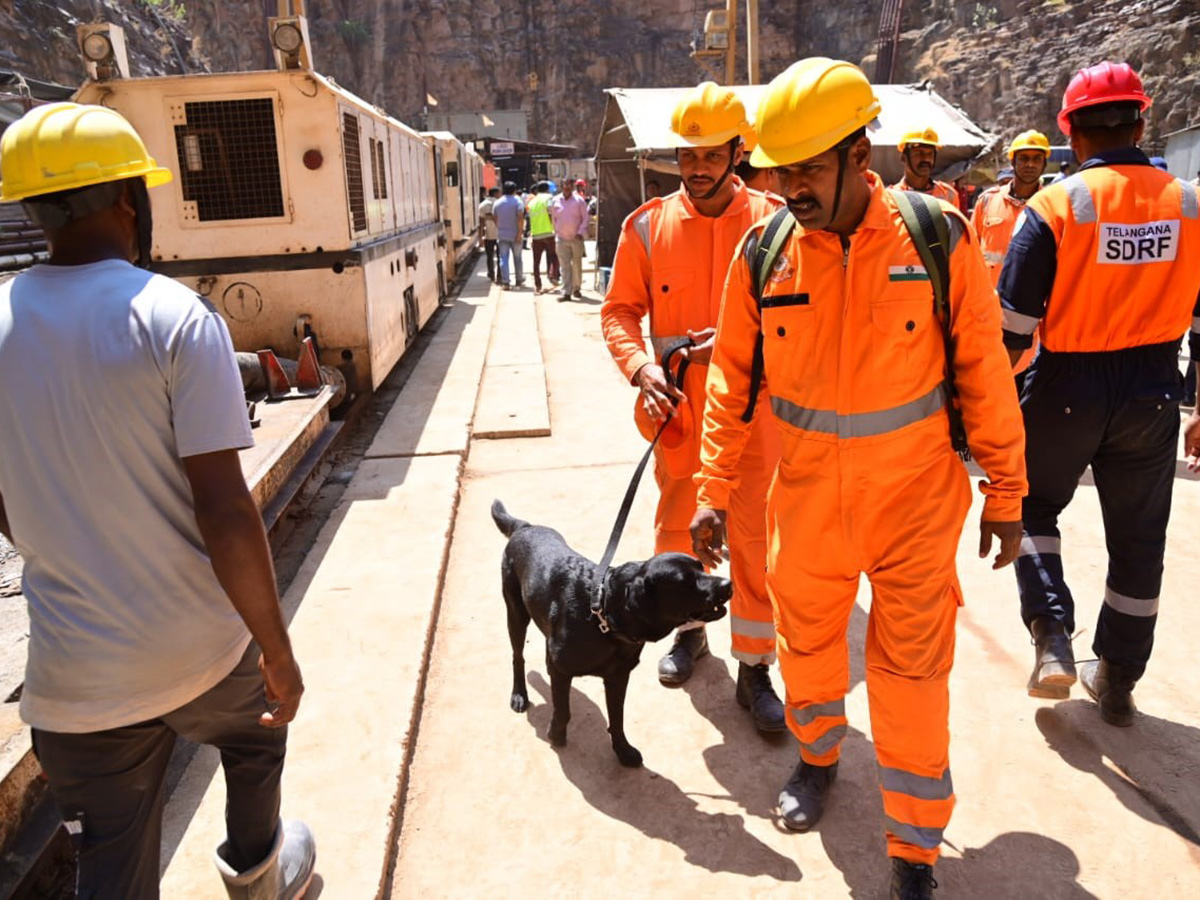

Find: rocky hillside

[1,0,1196,156]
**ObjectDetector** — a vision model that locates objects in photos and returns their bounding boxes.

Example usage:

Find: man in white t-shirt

[0,103,315,898]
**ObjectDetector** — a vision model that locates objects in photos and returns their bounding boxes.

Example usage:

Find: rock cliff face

[2,1,1197,157]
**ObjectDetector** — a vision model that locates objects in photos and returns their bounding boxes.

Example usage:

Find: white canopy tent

[594,83,997,268]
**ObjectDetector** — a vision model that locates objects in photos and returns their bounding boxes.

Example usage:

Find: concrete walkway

[164,247,1200,898]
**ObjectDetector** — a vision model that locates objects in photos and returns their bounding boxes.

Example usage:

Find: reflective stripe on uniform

[878,765,954,801]
[799,724,847,756]
[650,334,688,356]
[632,211,651,255]
[983,250,1005,265]
[790,699,846,727]
[1003,308,1041,335]
[1103,585,1159,617]
[1019,535,1061,557]
[1180,179,1199,220]
[730,615,776,640]
[1062,176,1097,224]
[770,383,946,439]
[884,816,944,850]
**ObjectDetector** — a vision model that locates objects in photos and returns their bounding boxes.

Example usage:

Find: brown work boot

[1028,616,1076,698]
[1080,658,1138,727]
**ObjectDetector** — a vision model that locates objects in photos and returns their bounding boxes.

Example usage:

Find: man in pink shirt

[551,179,590,301]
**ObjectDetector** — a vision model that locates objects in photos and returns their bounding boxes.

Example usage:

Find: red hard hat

[1057,61,1152,135]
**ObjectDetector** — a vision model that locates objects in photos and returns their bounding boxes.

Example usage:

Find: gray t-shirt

[492,194,524,242]
[0,259,254,732]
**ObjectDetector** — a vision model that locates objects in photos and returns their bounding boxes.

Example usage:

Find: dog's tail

[491,499,530,538]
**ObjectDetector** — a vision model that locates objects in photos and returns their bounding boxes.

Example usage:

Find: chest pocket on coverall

[762,292,815,376]
[870,279,936,378]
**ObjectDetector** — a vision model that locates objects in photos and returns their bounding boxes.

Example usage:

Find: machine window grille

[369,138,388,200]
[342,112,367,233]
[173,98,285,221]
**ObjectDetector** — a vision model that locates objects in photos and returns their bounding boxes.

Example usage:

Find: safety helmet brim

[661,127,744,149]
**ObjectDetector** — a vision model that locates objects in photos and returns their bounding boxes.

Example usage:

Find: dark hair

[488,187,500,197]
[503,181,517,195]
[1070,101,1142,148]
[734,160,759,181]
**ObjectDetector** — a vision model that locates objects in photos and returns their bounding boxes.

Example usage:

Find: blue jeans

[498,239,523,285]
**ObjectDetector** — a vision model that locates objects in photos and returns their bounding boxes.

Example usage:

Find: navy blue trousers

[1015,342,1181,680]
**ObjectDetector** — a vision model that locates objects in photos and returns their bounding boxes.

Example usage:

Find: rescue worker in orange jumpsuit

[891,129,963,211]
[999,62,1200,724]
[971,130,1050,379]
[689,59,1026,898]
[972,131,1050,287]
[601,83,785,732]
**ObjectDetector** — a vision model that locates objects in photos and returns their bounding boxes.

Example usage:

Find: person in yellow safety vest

[892,128,963,211]
[690,59,1026,899]
[971,130,1050,376]
[601,83,787,732]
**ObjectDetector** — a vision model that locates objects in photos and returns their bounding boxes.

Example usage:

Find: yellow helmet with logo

[750,58,881,168]
[1007,129,1051,159]
[0,102,172,203]
[666,82,748,149]
[897,128,940,153]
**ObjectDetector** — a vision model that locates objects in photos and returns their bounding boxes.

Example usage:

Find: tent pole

[638,153,647,204]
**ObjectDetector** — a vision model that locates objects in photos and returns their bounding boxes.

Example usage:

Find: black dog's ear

[625,574,647,607]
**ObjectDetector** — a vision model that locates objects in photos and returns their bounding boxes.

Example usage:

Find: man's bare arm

[182,449,303,727]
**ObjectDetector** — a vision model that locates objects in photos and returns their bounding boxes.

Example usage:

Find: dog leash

[591,336,694,635]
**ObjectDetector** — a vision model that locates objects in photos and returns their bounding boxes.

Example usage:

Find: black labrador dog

[492,500,732,767]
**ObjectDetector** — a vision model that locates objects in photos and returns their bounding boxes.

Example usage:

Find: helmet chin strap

[680,138,738,202]
[130,178,154,269]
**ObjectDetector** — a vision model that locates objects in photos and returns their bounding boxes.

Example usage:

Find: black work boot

[736,662,787,733]
[657,627,708,685]
[890,858,938,900]
[1080,657,1138,727]
[777,760,837,832]
[1028,616,1076,698]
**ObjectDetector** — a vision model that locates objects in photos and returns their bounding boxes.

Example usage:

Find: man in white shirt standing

[478,187,500,284]
[0,103,314,899]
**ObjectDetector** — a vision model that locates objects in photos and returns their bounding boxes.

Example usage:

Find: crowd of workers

[600,58,1200,900]
[0,46,1197,900]
[477,178,593,300]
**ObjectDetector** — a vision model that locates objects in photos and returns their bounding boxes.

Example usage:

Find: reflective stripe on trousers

[790,699,847,758]
[771,383,945,439]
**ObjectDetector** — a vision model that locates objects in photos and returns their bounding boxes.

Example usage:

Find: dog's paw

[510,692,529,713]
[548,725,568,747]
[613,743,643,768]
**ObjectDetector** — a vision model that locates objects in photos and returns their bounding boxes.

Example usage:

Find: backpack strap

[889,189,971,460]
[740,208,796,422]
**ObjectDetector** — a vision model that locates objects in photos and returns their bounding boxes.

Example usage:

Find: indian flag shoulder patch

[888,264,929,282]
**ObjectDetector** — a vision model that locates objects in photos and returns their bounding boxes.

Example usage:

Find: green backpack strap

[740,207,796,422]
[889,189,971,460]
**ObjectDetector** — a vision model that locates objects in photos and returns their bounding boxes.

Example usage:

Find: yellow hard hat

[666,82,748,148]
[750,58,881,168]
[1007,129,1051,159]
[898,128,940,153]
[0,102,172,203]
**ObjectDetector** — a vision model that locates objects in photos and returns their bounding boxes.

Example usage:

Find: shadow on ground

[524,672,801,881]
[1037,703,1200,846]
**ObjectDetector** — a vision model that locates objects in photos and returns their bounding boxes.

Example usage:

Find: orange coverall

[602,179,782,665]
[971,184,1038,371]
[696,173,1026,864]
[892,176,963,212]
